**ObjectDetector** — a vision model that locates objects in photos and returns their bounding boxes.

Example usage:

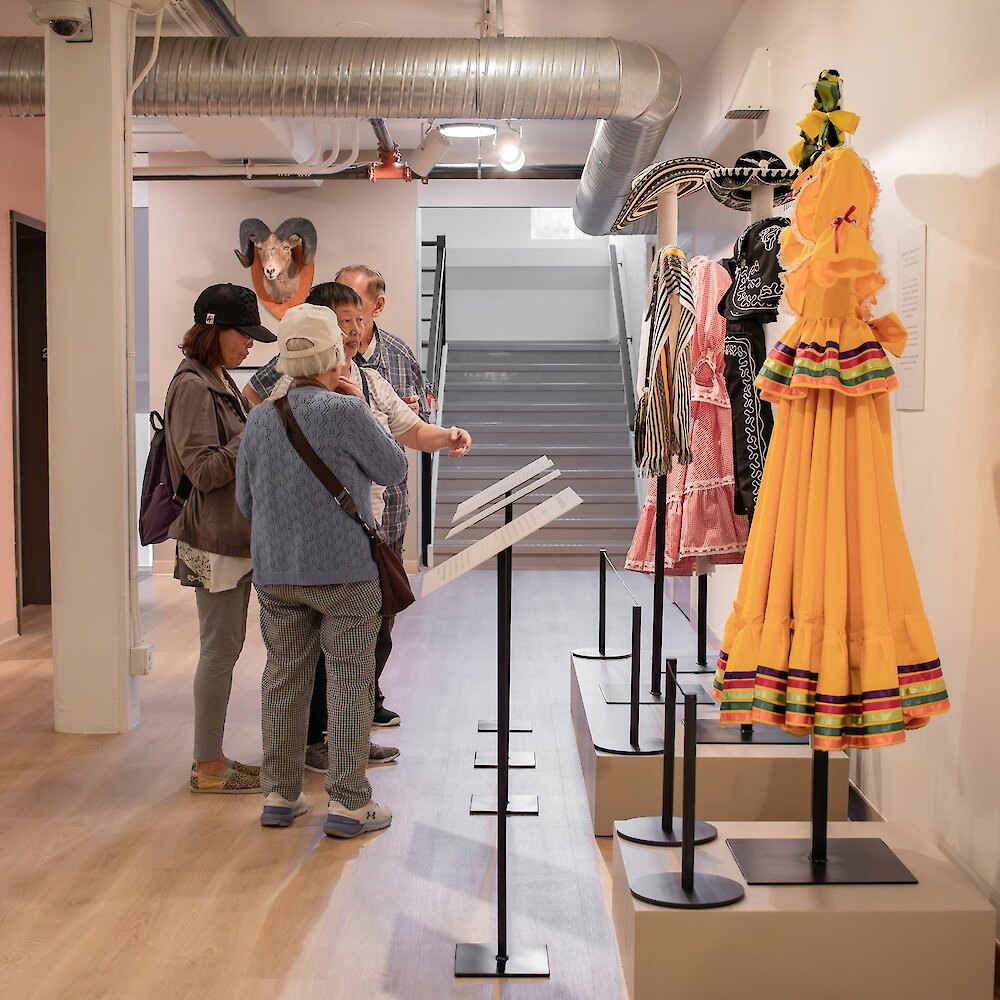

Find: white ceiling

[6,0,748,167]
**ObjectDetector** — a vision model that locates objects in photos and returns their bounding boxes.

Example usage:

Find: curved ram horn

[274,217,318,266]
[234,218,272,268]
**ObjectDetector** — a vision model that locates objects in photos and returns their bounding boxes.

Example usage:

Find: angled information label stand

[447,469,562,539]
[424,488,583,598]
[426,483,582,981]
[451,455,554,523]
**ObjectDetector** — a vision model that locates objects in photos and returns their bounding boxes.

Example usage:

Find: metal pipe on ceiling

[368,118,396,154]
[0,35,681,235]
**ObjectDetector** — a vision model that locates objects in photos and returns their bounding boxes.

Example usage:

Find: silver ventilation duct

[0,35,681,235]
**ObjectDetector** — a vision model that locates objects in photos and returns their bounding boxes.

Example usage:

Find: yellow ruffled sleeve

[809,147,880,286]
[870,312,908,357]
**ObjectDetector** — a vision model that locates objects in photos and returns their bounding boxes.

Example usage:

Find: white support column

[46,0,139,732]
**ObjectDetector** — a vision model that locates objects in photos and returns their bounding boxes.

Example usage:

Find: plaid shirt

[358,325,428,545]
[248,324,427,545]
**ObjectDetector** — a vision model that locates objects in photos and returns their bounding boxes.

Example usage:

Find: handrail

[424,235,447,396]
[420,235,447,567]
[609,243,636,430]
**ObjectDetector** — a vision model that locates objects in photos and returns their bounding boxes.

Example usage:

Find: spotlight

[494,125,523,165]
[438,122,497,139]
[407,126,453,178]
[500,149,526,173]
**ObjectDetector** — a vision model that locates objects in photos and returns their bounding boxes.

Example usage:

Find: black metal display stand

[458,499,549,978]
[666,574,717,674]
[572,549,632,660]
[727,749,918,886]
[620,671,745,909]
[591,605,664,756]
[470,501,538,815]
[617,657,718,849]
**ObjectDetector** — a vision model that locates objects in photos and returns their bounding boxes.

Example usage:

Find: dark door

[12,215,50,609]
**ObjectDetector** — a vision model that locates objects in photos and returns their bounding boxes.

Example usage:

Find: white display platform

[612,821,997,1000]
[570,653,848,836]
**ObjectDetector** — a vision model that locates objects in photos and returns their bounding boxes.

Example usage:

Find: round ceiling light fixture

[438,122,497,139]
[500,149,527,172]
[494,125,523,165]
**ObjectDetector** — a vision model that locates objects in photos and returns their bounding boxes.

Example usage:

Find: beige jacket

[164,358,250,557]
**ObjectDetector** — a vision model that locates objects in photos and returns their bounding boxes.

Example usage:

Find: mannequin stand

[727,749,918,885]
[572,549,631,660]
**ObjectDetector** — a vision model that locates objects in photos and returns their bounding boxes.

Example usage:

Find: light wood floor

[0,568,694,1000]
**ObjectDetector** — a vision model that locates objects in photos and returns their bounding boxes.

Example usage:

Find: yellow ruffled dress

[712,144,949,750]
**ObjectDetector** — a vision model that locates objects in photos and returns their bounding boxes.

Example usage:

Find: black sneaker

[372,705,401,728]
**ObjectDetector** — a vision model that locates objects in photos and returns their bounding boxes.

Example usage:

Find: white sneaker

[260,791,308,828]
[323,799,392,838]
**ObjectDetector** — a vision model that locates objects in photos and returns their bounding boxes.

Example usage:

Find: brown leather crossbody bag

[273,385,415,616]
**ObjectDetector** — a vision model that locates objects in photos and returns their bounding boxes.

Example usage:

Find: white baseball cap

[277,303,344,360]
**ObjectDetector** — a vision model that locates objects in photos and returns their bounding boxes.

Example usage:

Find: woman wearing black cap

[163,283,277,793]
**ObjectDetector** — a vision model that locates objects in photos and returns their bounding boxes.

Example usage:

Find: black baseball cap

[193,283,277,343]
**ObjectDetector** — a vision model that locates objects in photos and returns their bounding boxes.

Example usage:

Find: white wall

[661,0,1000,930]
[421,205,613,342]
[147,177,420,563]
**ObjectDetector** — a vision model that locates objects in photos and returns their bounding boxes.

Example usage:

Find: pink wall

[0,119,46,632]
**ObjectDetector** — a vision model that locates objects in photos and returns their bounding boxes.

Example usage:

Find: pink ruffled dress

[626,256,749,575]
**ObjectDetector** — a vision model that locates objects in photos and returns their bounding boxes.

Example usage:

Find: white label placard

[423,488,583,598]
[451,456,553,523]
[894,226,927,412]
[447,469,562,539]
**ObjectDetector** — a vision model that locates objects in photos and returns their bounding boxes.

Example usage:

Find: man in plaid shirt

[335,265,428,728]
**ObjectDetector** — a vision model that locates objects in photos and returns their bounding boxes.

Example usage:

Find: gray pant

[193,576,252,761]
[256,579,381,809]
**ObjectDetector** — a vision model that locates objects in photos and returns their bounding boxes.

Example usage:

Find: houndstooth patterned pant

[256,579,382,809]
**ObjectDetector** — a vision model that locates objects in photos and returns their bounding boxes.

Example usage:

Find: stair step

[448,347,621,365]
[446,368,623,386]
[442,402,629,426]
[452,427,631,448]
[447,362,621,373]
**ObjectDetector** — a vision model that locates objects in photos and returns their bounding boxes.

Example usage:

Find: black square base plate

[693,718,809,745]
[601,682,713,705]
[470,794,539,815]
[474,750,536,769]
[665,654,718,674]
[455,943,550,978]
[478,719,533,732]
[727,837,919,885]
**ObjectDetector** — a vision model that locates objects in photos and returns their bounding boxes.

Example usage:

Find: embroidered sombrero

[612,156,723,232]
[705,150,799,211]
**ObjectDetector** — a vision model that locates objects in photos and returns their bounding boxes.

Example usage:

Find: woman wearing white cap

[236,304,408,836]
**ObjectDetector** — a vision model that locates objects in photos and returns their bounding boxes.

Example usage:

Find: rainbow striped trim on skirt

[757,338,898,398]
[712,652,950,750]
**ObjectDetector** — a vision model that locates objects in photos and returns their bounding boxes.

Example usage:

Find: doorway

[11,213,50,624]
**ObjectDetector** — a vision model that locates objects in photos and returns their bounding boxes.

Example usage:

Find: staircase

[433,340,639,568]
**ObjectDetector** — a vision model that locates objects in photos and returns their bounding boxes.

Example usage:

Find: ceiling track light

[494,123,523,165]
[500,148,526,172]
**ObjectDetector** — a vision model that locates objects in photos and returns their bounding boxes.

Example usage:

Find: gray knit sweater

[236,386,408,586]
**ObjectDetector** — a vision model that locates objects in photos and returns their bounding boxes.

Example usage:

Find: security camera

[28,2,93,41]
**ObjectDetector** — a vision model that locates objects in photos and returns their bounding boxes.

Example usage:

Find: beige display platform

[612,821,996,1000]
[570,653,848,836]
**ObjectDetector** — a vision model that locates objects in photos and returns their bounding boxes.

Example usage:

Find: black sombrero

[705,149,799,212]
[612,156,724,232]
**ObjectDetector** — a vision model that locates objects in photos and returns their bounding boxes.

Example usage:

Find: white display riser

[612,821,997,1000]
[570,653,849,836]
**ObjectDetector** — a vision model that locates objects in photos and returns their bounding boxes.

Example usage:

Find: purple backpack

[138,410,191,546]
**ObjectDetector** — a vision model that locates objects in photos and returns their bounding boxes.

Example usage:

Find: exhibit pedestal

[612,822,996,1000]
[570,653,848,836]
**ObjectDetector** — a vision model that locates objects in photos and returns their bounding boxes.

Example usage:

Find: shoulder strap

[359,368,372,405]
[273,396,380,557]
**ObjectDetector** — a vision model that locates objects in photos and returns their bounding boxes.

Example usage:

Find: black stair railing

[610,243,637,431]
[420,235,447,567]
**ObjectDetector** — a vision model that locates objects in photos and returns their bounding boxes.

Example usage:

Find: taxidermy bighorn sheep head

[234,218,318,304]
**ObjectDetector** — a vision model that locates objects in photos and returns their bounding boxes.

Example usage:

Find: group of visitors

[162,265,471,837]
